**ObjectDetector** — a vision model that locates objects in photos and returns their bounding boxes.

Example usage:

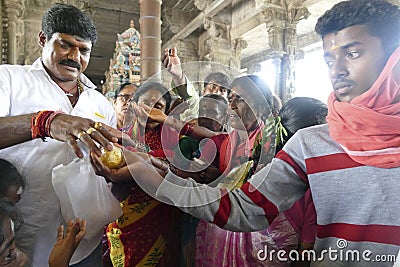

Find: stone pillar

[139,0,162,82]
[263,6,309,103]
[232,38,247,70]
[4,0,24,65]
[281,7,309,102]
[272,57,282,98]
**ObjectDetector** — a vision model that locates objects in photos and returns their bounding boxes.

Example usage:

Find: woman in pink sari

[195,75,277,267]
[196,96,327,266]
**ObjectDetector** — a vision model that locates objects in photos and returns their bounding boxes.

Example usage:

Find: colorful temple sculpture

[103,20,141,97]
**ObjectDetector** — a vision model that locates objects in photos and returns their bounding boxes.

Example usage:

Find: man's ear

[38,31,46,47]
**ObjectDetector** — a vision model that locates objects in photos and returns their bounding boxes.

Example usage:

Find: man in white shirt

[0,3,117,266]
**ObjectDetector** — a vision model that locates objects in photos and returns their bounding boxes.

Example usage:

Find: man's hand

[48,219,86,267]
[50,114,118,158]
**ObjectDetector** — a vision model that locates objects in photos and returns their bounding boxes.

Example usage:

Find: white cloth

[0,58,116,266]
[394,250,400,267]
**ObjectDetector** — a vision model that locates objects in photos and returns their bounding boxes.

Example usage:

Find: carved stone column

[231,38,247,70]
[4,0,24,64]
[281,7,310,101]
[139,0,162,82]
[271,57,282,97]
[264,8,286,53]
[198,17,232,66]
[263,6,309,102]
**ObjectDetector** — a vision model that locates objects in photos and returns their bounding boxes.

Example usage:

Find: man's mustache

[59,59,81,70]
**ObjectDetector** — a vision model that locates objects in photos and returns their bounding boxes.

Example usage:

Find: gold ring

[77,131,87,139]
[86,127,97,135]
[94,122,103,129]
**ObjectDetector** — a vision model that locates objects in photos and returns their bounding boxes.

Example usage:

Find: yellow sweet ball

[99,145,125,169]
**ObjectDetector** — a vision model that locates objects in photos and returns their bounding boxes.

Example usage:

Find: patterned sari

[195,120,291,267]
[195,118,316,266]
[104,121,181,267]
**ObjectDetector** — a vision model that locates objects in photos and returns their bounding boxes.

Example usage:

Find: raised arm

[134,102,217,140]
[48,219,86,267]
[162,47,186,88]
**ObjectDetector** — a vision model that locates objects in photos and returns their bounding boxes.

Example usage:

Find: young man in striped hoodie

[91,0,400,266]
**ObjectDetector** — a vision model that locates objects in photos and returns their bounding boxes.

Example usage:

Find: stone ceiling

[84,0,344,87]
[21,0,398,87]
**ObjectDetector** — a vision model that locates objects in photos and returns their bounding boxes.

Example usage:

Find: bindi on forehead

[330,38,339,51]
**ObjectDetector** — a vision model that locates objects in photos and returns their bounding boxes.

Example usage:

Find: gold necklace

[71,79,84,107]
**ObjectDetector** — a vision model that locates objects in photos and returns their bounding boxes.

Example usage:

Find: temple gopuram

[103,20,141,98]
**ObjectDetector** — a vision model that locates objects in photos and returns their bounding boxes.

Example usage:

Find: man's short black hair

[315,0,400,57]
[42,3,97,44]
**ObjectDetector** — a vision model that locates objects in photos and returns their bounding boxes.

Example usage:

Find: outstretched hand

[50,114,118,158]
[90,148,165,193]
[133,102,167,124]
[48,219,86,267]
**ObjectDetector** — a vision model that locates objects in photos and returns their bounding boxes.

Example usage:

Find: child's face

[3,185,22,204]
[0,216,28,266]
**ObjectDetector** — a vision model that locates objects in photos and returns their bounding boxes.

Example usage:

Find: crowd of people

[0,0,399,266]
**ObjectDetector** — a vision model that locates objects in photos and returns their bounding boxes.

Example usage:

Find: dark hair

[0,159,25,197]
[114,82,139,99]
[315,0,400,57]
[204,72,230,89]
[230,75,273,121]
[42,3,97,44]
[276,97,328,153]
[132,82,172,112]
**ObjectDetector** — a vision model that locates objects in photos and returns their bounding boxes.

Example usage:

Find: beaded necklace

[70,79,84,107]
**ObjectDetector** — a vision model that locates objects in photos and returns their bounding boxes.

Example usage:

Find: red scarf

[327,46,400,168]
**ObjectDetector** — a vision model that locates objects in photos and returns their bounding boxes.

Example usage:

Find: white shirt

[0,58,116,266]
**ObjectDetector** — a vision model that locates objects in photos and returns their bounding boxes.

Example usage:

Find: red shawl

[327,46,400,168]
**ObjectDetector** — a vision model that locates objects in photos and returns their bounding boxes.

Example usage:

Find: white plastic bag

[52,156,122,240]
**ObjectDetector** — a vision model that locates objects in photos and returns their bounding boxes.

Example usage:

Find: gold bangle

[86,127,97,135]
[77,131,86,139]
[94,122,103,129]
